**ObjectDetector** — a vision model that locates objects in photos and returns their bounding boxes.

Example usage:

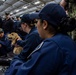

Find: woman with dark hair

[13,14,42,58]
[5,3,76,75]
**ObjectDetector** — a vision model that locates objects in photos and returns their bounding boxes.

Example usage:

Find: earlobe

[43,20,48,30]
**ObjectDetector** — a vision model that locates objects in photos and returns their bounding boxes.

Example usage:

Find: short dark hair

[5,12,10,15]
[21,14,35,28]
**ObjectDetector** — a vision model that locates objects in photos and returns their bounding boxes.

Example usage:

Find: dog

[7,32,23,54]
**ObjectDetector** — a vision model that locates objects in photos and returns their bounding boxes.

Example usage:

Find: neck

[6,17,10,20]
[44,32,55,39]
[27,28,31,34]
[47,34,54,38]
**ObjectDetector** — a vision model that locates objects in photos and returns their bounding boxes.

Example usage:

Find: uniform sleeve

[16,41,64,75]
[5,38,13,52]
[18,33,42,60]
[17,40,28,47]
[5,41,64,75]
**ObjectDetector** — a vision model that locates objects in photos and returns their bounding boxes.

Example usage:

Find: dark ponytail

[58,17,76,33]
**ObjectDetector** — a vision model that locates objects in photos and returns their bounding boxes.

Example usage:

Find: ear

[42,20,48,30]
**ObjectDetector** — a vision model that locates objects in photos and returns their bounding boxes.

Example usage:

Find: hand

[14,43,19,47]
[17,37,22,41]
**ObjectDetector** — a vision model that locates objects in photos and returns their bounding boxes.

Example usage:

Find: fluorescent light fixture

[41,4,44,6]
[10,12,13,15]
[34,1,40,5]
[15,10,19,12]
[22,6,28,9]
[2,0,5,1]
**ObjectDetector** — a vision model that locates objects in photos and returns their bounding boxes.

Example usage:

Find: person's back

[21,33,76,75]
[34,33,76,75]
[5,33,76,75]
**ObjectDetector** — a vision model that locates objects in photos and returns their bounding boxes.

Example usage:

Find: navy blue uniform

[5,34,76,75]
[13,20,21,32]
[0,35,12,56]
[16,26,42,60]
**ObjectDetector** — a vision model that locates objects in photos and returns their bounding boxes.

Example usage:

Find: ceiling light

[22,6,28,9]
[34,1,40,5]
[10,12,13,15]
[15,10,19,12]
[41,4,44,6]
[2,0,6,1]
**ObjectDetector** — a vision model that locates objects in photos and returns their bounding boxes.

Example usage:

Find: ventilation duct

[4,0,18,5]
[12,7,37,17]
[0,4,10,11]
[0,0,18,12]
[23,0,34,2]
[12,1,25,9]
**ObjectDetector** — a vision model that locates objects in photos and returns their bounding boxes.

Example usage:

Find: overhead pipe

[4,1,26,12]
[23,0,34,3]
[12,7,37,17]
[4,0,18,5]
[0,0,18,12]
[12,1,26,9]
[0,0,28,15]
[12,3,44,17]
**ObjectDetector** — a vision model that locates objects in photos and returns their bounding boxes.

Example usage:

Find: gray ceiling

[0,0,61,17]
[0,1,4,5]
